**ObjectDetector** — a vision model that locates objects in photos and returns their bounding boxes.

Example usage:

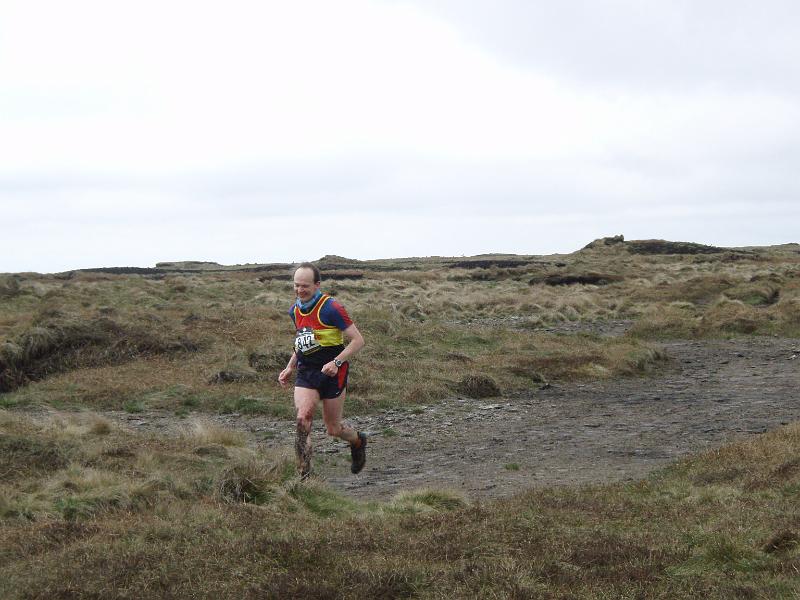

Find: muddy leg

[295,422,312,479]
[294,386,319,479]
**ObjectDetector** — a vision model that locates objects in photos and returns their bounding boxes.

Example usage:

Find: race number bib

[294,327,320,355]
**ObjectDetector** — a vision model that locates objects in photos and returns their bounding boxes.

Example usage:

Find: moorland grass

[0,307,668,414]
[1,410,799,598]
[2,242,800,596]
[2,244,799,415]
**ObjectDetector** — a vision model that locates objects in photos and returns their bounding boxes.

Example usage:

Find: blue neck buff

[296,289,323,311]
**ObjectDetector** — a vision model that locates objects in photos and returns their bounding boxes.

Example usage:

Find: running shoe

[350,432,367,474]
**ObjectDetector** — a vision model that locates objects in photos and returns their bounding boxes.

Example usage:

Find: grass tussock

[182,418,247,448]
[388,488,469,513]
[216,455,294,504]
[627,302,699,339]
[455,374,501,398]
[699,298,762,334]
[0,276,22,299]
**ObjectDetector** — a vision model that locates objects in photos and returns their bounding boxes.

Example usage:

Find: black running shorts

[295,363,349,400]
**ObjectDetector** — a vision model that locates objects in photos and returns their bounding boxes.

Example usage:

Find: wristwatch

[333,358,344,368]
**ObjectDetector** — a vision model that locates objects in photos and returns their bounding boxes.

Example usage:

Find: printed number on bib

[294,327,321,355]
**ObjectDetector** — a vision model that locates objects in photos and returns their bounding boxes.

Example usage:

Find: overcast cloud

[1,0,798,272]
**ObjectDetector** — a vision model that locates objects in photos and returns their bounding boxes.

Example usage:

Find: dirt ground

[110,328,800,502]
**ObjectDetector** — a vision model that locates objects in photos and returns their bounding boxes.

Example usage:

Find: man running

[278,263,367,479]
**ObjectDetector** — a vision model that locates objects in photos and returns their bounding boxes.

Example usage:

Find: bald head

[294,264,321,303]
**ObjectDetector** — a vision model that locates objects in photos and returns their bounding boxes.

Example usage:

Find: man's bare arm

[278,351,298,387]
[320,324,364,376]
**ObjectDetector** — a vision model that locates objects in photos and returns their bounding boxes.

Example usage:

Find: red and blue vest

[290,294,352,368]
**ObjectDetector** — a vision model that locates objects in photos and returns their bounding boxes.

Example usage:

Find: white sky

[2,0,799,272]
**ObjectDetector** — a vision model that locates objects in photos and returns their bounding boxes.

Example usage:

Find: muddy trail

[110,334,800,501]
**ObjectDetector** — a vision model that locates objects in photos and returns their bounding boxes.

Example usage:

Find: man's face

[293,268,319,302]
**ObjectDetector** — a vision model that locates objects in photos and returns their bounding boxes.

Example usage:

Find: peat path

[319,336,800,500]
[113,335,800,501]
[298,338,800,498]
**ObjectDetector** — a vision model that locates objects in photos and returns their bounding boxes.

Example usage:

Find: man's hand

[278,366,294,388]
[321,361,338,377]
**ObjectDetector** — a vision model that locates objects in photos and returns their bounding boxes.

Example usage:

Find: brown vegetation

[2,239,799,412]
[1,238,800,597]
[1,410,799,598]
